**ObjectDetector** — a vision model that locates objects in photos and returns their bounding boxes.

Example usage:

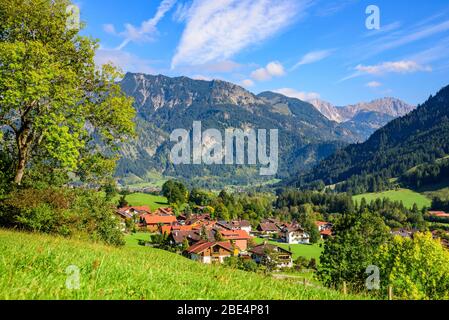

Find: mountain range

[296,84,449,192]
[309,98,415,139]
[116,73,416,188]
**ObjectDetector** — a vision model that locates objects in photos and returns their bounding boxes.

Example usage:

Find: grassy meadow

[353,188,432,209]
[0,229,365,300]
[113,193,169,211]
[254,238,323,262]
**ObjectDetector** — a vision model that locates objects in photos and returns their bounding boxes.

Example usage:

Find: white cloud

[273,88,320,101]
[95,48,156,74]
[366,81,382,88]
[292,49,333,70]
[241,79,255,87]
[377,19,449,53]
[341,60,432,81]
[356,60,432,75]
[171,0,308,68]
[172,2,191,22]
[112,0,177,50]
[251,61,286,81]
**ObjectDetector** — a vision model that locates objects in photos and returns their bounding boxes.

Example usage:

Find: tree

[181,239,190,252]
[162,180,188,205]
[318,210,391,289]
[200,225,209,241]
[189,188,213,206]
[374,232,449,300]
[0,0,135,185]
[214,230,224,242]
[118,195,128,208]
[303,218,321,244]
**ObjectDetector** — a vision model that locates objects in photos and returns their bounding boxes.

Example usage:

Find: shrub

[0,187,125,246]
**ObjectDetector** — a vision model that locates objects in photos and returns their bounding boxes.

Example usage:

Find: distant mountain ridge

[295,84,449,191]
[309,97,415,140]
[309,97,415,123]
[117,73,359,188]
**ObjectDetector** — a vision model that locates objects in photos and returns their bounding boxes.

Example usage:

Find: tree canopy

[0,0,135,186]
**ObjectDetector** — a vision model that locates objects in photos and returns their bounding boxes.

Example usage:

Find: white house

[282,227,310,244]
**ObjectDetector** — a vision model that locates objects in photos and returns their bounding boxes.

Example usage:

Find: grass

[0,229,365,300]
[113,193,169,211]
[124,232,153,248]
[353,188,432,210]
[254,238,323,262]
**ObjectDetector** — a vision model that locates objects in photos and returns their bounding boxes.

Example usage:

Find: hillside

[353,189,432,210]
[296,85,449,191]
[0,230,363,300]
[116,73,360,188]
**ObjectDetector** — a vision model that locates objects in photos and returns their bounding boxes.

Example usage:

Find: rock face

[309,99,344,123]
[116,73,360,187]
[309,97,415,140]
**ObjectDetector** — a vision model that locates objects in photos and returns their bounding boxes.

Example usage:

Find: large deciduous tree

[0,0,135,185]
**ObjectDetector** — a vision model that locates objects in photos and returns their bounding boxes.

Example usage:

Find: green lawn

[113,193,169,211]
[124,232,153,248]
[254,238,323,262]
[0,229,365,300]
[353,188,432,210]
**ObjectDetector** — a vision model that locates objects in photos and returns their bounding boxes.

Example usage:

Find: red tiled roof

[161,226,171,235]
[187,241,233,254]
[258,222,279,232]
[429,211,449,217]
[220,229,251,240]
[320,229,332,236]
[315,221,328,227]
[143,214,177,225]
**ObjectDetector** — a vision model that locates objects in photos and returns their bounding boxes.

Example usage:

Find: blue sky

[78,0,449,106]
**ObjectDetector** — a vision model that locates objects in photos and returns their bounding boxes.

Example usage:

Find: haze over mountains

[116,73,416,188]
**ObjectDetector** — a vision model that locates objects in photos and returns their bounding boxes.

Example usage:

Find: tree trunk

[14,148,27,185]
[14,125,31,185]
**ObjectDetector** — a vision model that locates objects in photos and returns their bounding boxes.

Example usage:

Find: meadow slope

[0,230,365,300]
[353,188,431,209]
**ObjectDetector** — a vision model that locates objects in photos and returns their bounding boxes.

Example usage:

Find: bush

[0,187,125,246]
[374,232,449,300]
[294,256,310,270]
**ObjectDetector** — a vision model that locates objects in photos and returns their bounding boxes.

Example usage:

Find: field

[113,193,169,211]
[0,229,364,300]
[254,238,323,262]
[353,188,432,209]
[124,232,153,248]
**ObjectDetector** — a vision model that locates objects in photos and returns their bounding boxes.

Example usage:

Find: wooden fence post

[343,281,347,295]
[388,285,393,300]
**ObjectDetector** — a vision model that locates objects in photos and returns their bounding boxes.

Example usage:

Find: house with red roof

[185,241,234,264]
[140,214,177,232]
[249,243,293,268]
[315,221,333,239]
[218,229,252,251]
